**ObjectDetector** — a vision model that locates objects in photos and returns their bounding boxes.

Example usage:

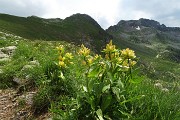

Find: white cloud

[41,0,121,28]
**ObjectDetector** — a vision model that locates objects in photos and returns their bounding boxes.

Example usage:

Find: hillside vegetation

[0,13,180,119]
[0,30,180,119]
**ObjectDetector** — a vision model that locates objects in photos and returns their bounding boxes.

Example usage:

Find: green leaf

[88,79,95,92]
[102,84,110,93]
[129,76,144,84]
[112,87,121,100]
[59,71,65,80]
[104,115,112,120]
[117,79,124,89]
[119,110,132,118]
[120,95,144,105]
[107,72,113,83]
[96,109,104,120]
[88,66,101,78]
[82,86,87,92]
[101,93,112,111]
[94,83,104,97]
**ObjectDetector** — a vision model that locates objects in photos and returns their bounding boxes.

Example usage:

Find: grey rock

[21,65,34,71]
[0,57,11,62]
[4,46,17,51]
[3,46,17,55]
[0,53,9,59]
[13,77,25,85]
[29,60,40,66]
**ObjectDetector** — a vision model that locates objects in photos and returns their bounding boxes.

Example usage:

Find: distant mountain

[107,18,180,63]
[0,13,112,52]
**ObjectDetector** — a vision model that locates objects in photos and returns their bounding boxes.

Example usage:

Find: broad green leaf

[88,66,101,78]
[94,83,104,97]
[102,84,110,93]
[88,79,94,92]
[101,93,112,111]
[107,72,113,83]
[112,87,121,100]
[96,109,104,120]
[117,79,124,89]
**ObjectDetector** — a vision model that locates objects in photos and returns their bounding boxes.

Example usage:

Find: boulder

[0,52,9,59]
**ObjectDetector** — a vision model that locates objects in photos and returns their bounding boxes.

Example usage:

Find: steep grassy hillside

[0,13,111,52]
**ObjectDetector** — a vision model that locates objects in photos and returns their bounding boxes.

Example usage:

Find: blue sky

[0,0,180,29]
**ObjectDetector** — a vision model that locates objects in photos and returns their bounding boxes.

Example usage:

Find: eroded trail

[0,89,16,120]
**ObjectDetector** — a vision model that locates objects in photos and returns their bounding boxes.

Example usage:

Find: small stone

[154,83,163,89]
[13,77,25,85]
[4,46,17,51]
[0,57,11,62]
[29,60,40,66]
[161,88,169,92]
[0,53,9,59]
[21,65,34,71]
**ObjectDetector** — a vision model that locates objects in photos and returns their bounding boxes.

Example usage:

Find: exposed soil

[0,89,17,120]
[0,89,51,120]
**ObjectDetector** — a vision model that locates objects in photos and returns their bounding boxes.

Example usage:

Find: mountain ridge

[0,13,112,52]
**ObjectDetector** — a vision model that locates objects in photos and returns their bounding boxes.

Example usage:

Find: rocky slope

[107,18,180,63]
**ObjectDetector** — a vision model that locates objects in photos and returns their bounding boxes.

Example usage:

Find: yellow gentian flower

[56,45,64,53]
[78,44,90,56]
[65,52,73,59]
[121,48,136,59]
[59,61,66,68]
[103,40,116,53]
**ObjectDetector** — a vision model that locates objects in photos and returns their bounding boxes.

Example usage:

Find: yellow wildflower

[87,57,94,66]
[103,40,116,53]
[116,57,123,63]
[94,54,101,60]
[59,61,66,68]
[78,44,90,56]
[121,48,136,59]
[65,52,73,59]
[122,60,129,67]
[82,60,86,65]
[59,56,65,61]
[56,45,64,53]
[122,59,136,67]
[130,60,137,66]
[105,54,109,60]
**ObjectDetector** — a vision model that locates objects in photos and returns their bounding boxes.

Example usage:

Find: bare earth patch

[0,89,51,120]
[0,89,16,120]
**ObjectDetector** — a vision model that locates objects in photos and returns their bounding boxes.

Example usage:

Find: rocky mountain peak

[108,18,180,33]
[116,18,165,29]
